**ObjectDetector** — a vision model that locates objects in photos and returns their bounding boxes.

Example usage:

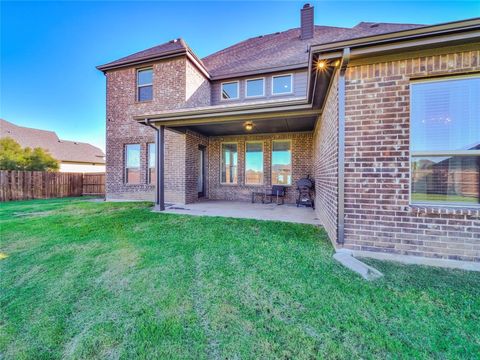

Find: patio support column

[155,124,165,211]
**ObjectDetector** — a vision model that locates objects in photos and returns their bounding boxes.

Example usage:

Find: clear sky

[1,1,479,151]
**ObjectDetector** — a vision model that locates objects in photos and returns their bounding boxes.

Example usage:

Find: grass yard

[1,198,479,359]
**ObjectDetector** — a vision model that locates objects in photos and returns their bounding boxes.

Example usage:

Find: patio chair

[264,185,287,205]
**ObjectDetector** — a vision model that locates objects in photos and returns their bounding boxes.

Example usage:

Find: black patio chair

[264,185,287,205]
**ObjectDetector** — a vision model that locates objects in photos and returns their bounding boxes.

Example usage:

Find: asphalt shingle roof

[98,22,424,77]
[0,119,105,164]
[203,22,424,77]
[98,39,189,70]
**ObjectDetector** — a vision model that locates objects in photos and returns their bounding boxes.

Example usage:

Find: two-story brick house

[98,5,480,266]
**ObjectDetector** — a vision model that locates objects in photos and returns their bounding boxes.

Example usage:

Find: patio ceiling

[168,114,317,136]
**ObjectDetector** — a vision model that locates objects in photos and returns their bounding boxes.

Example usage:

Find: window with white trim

[137,68,153,101]
[272,74,293,95]
[246,78,265,98]
[245,142,264,185]
[221,81,239,100]
[125,144,141,184]
[148,143,156,185]
[272,140,292,185]
[410,75,480,206]
[221,143,238,184]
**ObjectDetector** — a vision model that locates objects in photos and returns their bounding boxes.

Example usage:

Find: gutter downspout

[337,48,350,245]
[145,119,165,211]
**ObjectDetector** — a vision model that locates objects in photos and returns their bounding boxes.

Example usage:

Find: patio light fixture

[244,121,254,131]
[316,60,327,70]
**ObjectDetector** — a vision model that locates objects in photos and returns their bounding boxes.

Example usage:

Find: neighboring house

[98,4,480,264]
[0,119,105,173]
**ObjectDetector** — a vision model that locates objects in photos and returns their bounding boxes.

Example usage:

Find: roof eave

[133,99,313,123]
[210,62,309,80]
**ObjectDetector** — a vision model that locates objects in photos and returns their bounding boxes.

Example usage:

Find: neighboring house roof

[97,22,423,78]
[0,119,105,164]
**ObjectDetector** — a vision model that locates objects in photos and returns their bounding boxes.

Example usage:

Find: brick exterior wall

[208,133,313,203]
[105,56,210,203]
[313,72,339,243]
[185,60,211,108]
[342,47,480,262]
[185,130,209,204]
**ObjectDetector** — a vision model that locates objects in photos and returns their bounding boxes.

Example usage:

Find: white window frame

[245,77,265,98]
[147,143,155,185]
[271,73,293,96]
[271,139,293,186]
[137,67,153,102]
[220,142,239,185]
[124,143,141,184]
[220,81,240,101]
[244,141,264,185]
[409,73,480,208]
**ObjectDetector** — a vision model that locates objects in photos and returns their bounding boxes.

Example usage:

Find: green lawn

[1,198,479,359]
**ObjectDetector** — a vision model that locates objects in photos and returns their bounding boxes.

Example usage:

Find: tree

[0,137,59,171]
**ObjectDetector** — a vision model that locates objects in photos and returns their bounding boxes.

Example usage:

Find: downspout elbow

[145,118,158,132]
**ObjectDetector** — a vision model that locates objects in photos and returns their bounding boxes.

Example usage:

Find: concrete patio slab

[162,200,320,225]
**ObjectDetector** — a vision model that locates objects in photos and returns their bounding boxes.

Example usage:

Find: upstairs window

[221,143,238,184]
[221,81,239,100]
[272,140,292,185]
[272,74,293,95]
[410,75,480,206]
[246,78,265,98]
[125,144,141,184]
[137,68,153,101]
[148,143,156,185]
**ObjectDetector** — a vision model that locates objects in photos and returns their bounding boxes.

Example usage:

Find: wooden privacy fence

[83,173,105,196]
[0,171,105,202]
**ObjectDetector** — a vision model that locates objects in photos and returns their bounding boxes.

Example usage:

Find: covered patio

[163,199,320,225]
[136,57,334,212]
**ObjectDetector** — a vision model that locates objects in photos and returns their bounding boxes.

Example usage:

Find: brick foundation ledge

[349,250,480,272]
[407,205,480,218]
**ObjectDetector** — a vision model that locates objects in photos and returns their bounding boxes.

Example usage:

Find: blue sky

[1,1,479,151]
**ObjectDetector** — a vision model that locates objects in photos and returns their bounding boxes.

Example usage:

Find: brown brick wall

[185,60,211,108]
[105,56,210,203]
[185,130,209,204]
[313,71,339,243]
[343,47,480,262]
[208,132,313,203]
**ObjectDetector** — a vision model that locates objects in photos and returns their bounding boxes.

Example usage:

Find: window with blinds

[410,75,480,206]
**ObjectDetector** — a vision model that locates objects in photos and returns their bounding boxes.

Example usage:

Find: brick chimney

[300,3,314,40]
